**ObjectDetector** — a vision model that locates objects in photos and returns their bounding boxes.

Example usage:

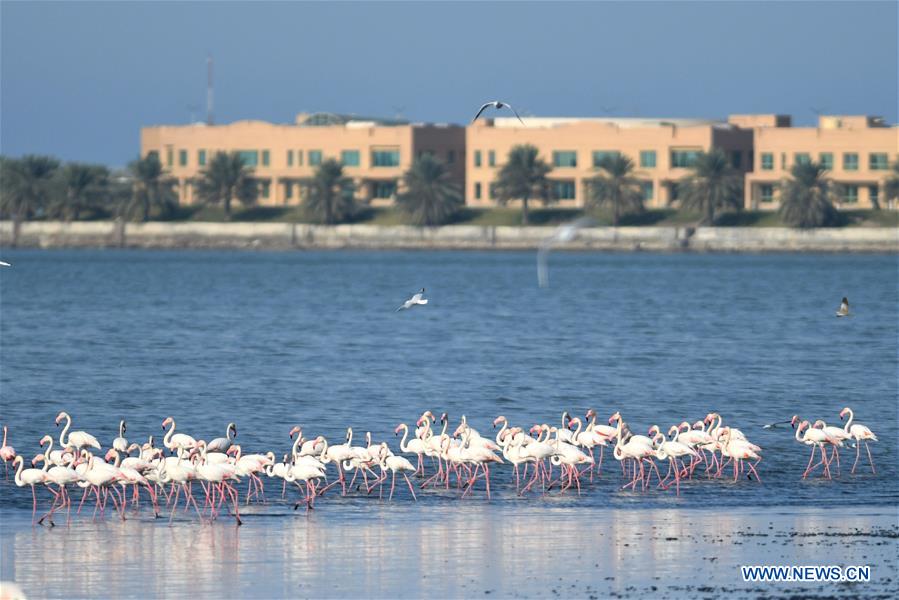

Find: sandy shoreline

[1,504,896,598]
[1,220,897,252]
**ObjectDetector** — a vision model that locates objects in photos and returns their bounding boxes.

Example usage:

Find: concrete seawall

[1,221,896,252]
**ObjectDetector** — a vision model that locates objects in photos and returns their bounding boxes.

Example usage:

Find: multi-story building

[140,113,465,206]
[465,117,754,208]
[737,115,898,210]
[141,112,897,211]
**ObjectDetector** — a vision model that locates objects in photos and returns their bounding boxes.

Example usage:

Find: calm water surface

[0,249,897,596]
[0,249,896,507]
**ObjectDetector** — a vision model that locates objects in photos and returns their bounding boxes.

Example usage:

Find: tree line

[2,148,897,229]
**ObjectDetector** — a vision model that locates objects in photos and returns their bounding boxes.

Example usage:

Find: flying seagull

[836,297,850,317]
[472,101,525,126]
[537,217,596,288]
[0,261,10,267]
[396,288,428,312]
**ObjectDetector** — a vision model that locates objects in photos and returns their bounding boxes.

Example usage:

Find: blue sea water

[0,249,895,510]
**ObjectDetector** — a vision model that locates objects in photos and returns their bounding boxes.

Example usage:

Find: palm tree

[678,149,743,225]
[51,163,110,221]
[193,152,258,220]
[493,144,553,225]
[884,160,899,210]
[586,154,644,226]
[395,155,463,226]
[0,155,59,245]
[778,161,839,228]
[304,159,355,224]
[123,154,177,221]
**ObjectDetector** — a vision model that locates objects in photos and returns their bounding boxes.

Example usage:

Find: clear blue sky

[2,1,896,167]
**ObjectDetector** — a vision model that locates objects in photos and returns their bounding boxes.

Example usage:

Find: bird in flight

[472,101,525,125]
[835,297,850,317]
[0,261,10,267]
[396,288,428,312]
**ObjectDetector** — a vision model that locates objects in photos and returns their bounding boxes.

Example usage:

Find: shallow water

[0,249,897,596]
[0,249,896,508]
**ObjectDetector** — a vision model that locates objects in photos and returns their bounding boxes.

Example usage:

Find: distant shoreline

[1,220,896,253]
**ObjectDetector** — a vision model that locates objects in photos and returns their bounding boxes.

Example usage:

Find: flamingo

[793,419,835,479]
[13,455,49,523]
[375,443,417,501]
[1,425,16,476]
[161,417,197,453]
[719,427,762,482]
[56,412,101,453]
[459,427,503,499]
[395,423,428,476]
[649,426,699,494]
[839,407,878,474]
[113,420,128,454]
[207,422,237,454]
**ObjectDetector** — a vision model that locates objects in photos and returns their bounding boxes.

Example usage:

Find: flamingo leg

[864,441,875,474]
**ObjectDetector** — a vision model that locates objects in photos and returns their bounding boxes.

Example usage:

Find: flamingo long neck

[843,409,854,433]
[111,449,122,468]
[43,436,54,460]
[346,428,353,446]
[163,420,176,449]
[713,414,723,435]
[587,413,597,431]
[232,445,242,462]
[794,423,804,442]
[318,438,328,459]
[2,426,7,447]
[570,418,582,439]
[561,412,568,429]
[119,421,125,438]
[670,428,680,443]
[14,458,24,486]
[59,413,72,448]
[399,425,410,453]
[440,419,448,438]
[227,425,235,442]
[291,436,302,463]
[495,420,508,446]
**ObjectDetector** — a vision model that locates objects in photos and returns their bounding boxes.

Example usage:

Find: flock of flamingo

[0,406,878,527]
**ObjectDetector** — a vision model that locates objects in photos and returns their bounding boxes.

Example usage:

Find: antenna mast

[206,54,214,125]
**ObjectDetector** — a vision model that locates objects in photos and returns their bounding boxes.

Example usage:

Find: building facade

[738,115,898,210]
[141,112,897,211]
[466,117,753,209]
[140,113,465,206]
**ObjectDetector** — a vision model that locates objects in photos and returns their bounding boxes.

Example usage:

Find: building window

[373,181,396,199]
[284,182,293,200]
[371,149,400,167]
[198,150,206,167]
[489,183,497,199]
[869,185,880,205]
[641,181,654,201]
[474,150,482,167]
[760,153,773,170]
[669,182,680,201]
[841,184,858,203]
[309,150,322,166]
[259,180,270,199]
[731,151,742,168]
[670,149,700,168]
[794,153,810,166]
[261,150,270,167]
[819,152,833,170]
[760,184,774,203]
[553,180,576,200]
[553,151,577,168]
[474,182,482,200]
[178,150,187,167]
[287,150,294,167]
[447,150,455,164]
[592,151,619,168]
[843,152,858,171]
[488,150,496,167]
[869,153,888,170]
[297,150,304,166]
[166,147,173,167]
[237,150,259,167]
[341,150,360,167]
[639,150,656,168]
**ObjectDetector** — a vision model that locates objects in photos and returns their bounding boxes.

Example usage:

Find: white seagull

[836,297,849,317]
[0,261,10,267]
[472,101,525,125]
[396,288,428,312]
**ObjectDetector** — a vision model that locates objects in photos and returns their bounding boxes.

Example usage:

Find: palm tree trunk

[522,195,530,226]
[613,194,620,227]
[224,196,232,221]
[706,196,714,225]
[11,212,21,248]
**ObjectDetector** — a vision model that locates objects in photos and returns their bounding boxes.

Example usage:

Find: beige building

[141,112,897,212]
[140,113,465,206]
[466,117,754,209]
[737,115,898,210]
